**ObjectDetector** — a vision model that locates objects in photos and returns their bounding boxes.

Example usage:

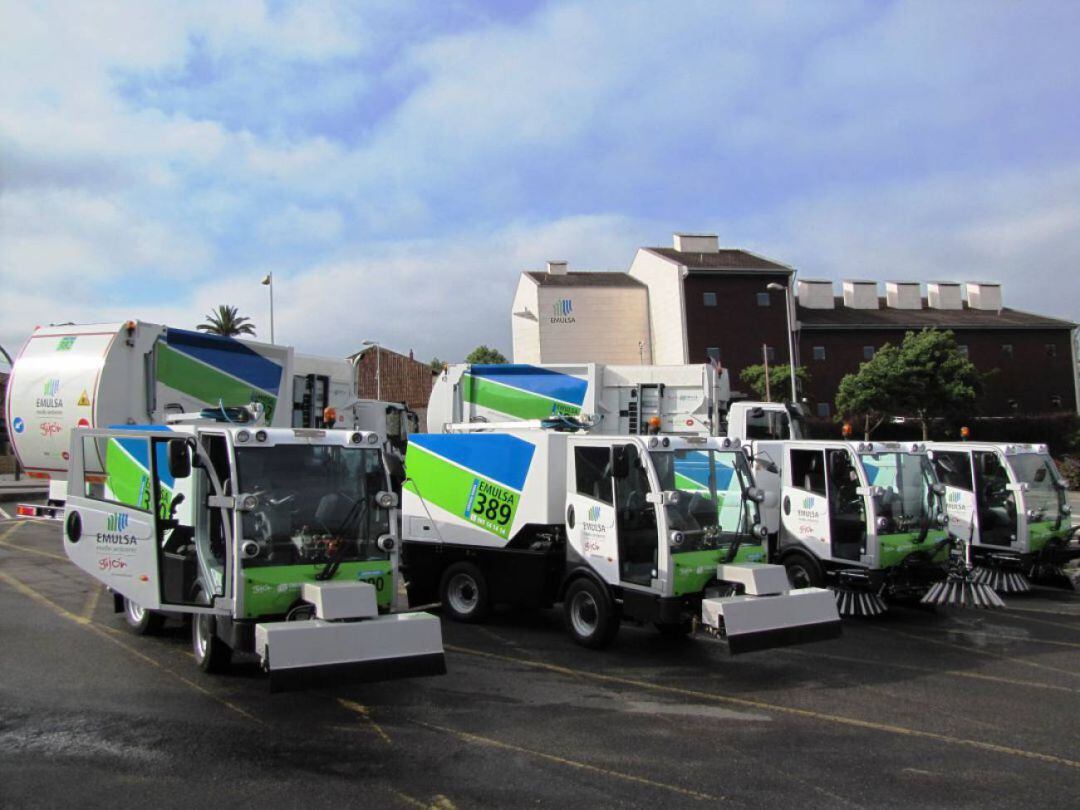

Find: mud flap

[255,612,446,692]
[701,588,841,654]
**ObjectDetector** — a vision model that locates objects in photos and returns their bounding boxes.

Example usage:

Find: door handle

[783,496,791,516]
[567,504,575,529]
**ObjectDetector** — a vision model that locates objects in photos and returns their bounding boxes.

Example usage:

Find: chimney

[796,279,835,309]
[927,281,962,310]
[673,233,719,253]
[546,260,568,275]
[885,281,922,310]
[966,282,1002,312]
[842,280,879,309]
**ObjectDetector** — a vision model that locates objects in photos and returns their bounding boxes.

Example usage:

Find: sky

[2,0,1079,369]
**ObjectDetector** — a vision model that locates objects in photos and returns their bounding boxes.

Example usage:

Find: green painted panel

[878,529,949,568]
[465,375,581,420]
[241,560,393,618]
[155,343,278,421]
[105,440,153,511]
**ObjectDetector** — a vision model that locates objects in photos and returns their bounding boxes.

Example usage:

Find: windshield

[236,445,390,567]
[650,449,758,549]
[1009,453,1066,518]
[859,452,936,533]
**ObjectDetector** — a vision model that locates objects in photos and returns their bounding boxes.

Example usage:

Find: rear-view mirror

[168,440,191,479]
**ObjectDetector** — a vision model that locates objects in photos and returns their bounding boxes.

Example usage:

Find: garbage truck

[398,426,840,652]
[427,363,802,441]
[747,439,970,615]
[62,409,445,690]
[928,442,1078,592]
[4,320,413,516]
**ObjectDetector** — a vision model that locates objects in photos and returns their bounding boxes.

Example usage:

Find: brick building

[509,233,1080,417]
[349,346,434,419]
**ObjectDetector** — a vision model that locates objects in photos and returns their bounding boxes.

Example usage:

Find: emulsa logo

[36,378,63,409]
[550,299,576,324]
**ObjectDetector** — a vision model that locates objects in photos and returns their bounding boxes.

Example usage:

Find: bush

[1058,455,1080,491]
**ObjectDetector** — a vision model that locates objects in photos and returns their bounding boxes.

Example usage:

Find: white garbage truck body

[399,428,840,652]
[4,321,411,511]
[427,363,801,440]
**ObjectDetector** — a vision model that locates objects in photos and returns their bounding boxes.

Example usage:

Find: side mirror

[745,487,766,503]
[168,440,191,479]
[611,446,630,479]
[931,483,945,496]
[760,460,779,475]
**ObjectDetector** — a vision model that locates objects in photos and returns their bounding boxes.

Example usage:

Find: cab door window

[932,451,974,490]
[613,444,656,586]
[790,449,827,496]
[974,451,1016,545]
[574,446,614,505]
[826,449,863,561]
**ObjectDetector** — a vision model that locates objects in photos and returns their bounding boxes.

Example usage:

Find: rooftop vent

[546,260,568,275]
[927,282,962,310]
[842,280,879,310]
[885,281,922,310]
[673,233,719,253]
[966,282,1002,312]
[796,279,835,309]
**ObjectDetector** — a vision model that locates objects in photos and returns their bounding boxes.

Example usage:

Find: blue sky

[2,0,1079,367]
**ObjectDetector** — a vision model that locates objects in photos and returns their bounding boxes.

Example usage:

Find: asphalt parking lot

[2,517,1080,808]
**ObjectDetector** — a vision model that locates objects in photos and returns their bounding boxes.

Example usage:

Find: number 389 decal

[472,491,513,526]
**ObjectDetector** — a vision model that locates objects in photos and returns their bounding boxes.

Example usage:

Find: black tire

[562,578,619,649]
[123,596,165,636]
[439,562,490,623]
[192,587,231,674]
[783,551,825,590]
[654,619,693,638]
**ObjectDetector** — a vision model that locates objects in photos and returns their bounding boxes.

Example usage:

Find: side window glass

[575,446,613,505]
[790,449,827,496]
[932,451,972,489]
[97,435,153,513]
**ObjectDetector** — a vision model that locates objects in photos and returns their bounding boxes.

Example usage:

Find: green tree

[429,357,447,374]
[738,364,809,403]
[835,329,981,440]
[465,345,508,364]
[197,304,257,337]
[835,343,904,439]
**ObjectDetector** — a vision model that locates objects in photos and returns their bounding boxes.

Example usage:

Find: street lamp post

[767,281,798,403]
[362,340,381,400]
[261,273,275,343]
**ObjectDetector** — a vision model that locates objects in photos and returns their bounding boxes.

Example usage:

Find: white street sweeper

[62,409,444,690]
[399,424,840,652]
[748,439,1003,615]
[928,441,1078,592]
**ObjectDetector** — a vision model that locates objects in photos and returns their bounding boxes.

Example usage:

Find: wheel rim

[447,573,479,615]
[194,614,210,661]
[125,599,145,624]
[787,564,812,589]
[570,590,599,638]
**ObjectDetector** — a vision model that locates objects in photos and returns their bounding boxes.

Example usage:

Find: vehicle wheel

[192,587,231,674]
[123,596,165,636]
[439,562,490,623]
[563,578,619,649]
[783,552,825,590]
[654,619,693,638]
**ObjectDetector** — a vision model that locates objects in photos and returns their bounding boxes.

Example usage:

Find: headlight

[236,430,251,443]
[669,531,685,547]
[240,540,260,559]
[350,432,364,444]
[648,437,659,448]
[753,524,768,539]
[876,517,890,532]
[240,494,258,511]
[255,430,268,443]
[367,433,379,445]
[935,511,948,527]
[375,491,398,509]
[376,535,395,552]
[1062,505,1071,516]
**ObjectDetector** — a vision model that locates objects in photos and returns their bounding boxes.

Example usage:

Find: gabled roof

[524,271,645,288]
[798,298,1077,331]
[644,247,793,272]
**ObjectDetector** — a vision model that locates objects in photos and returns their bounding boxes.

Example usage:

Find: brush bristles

[920,578,1005,608]
[972,566,1032,594]
[832,588,887,617]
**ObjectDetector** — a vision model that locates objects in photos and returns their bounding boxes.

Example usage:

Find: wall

[627,250,686,364]
[354,348,434,411]
[682,272,791,394]
[799,327,1077,416]
[533,285,652,364]
[510,277,542,363]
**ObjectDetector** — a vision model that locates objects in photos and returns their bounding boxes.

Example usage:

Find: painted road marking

[81,585,103,620]
[338,698,392,745]
[415,720,721,802]
[0,536,68,562]
[445,644,1080,771]
[389,789,458,810]
[0,506,10,519]
[0,564,262,726]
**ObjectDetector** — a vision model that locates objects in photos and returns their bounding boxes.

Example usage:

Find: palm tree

[197,305,257,337]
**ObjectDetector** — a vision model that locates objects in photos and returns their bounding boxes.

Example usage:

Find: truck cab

[64,422,444,689]
[928,442,1077,590]
[750,440,950,614]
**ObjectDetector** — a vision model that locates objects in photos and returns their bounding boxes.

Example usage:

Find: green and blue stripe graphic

[462,364,588,420]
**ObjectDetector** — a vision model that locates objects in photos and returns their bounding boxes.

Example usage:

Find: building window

[756,292,771,307]
[863,345,875,360]
[813,345,826,361]
[703,292,717,307]
[706,347,721,365]
[765,346,776,364]
[1046,343,1057,358]
[958,345,969,358]
[1001,344,1013,358]
[1051,395,1063,410]
[817,402,831,418]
